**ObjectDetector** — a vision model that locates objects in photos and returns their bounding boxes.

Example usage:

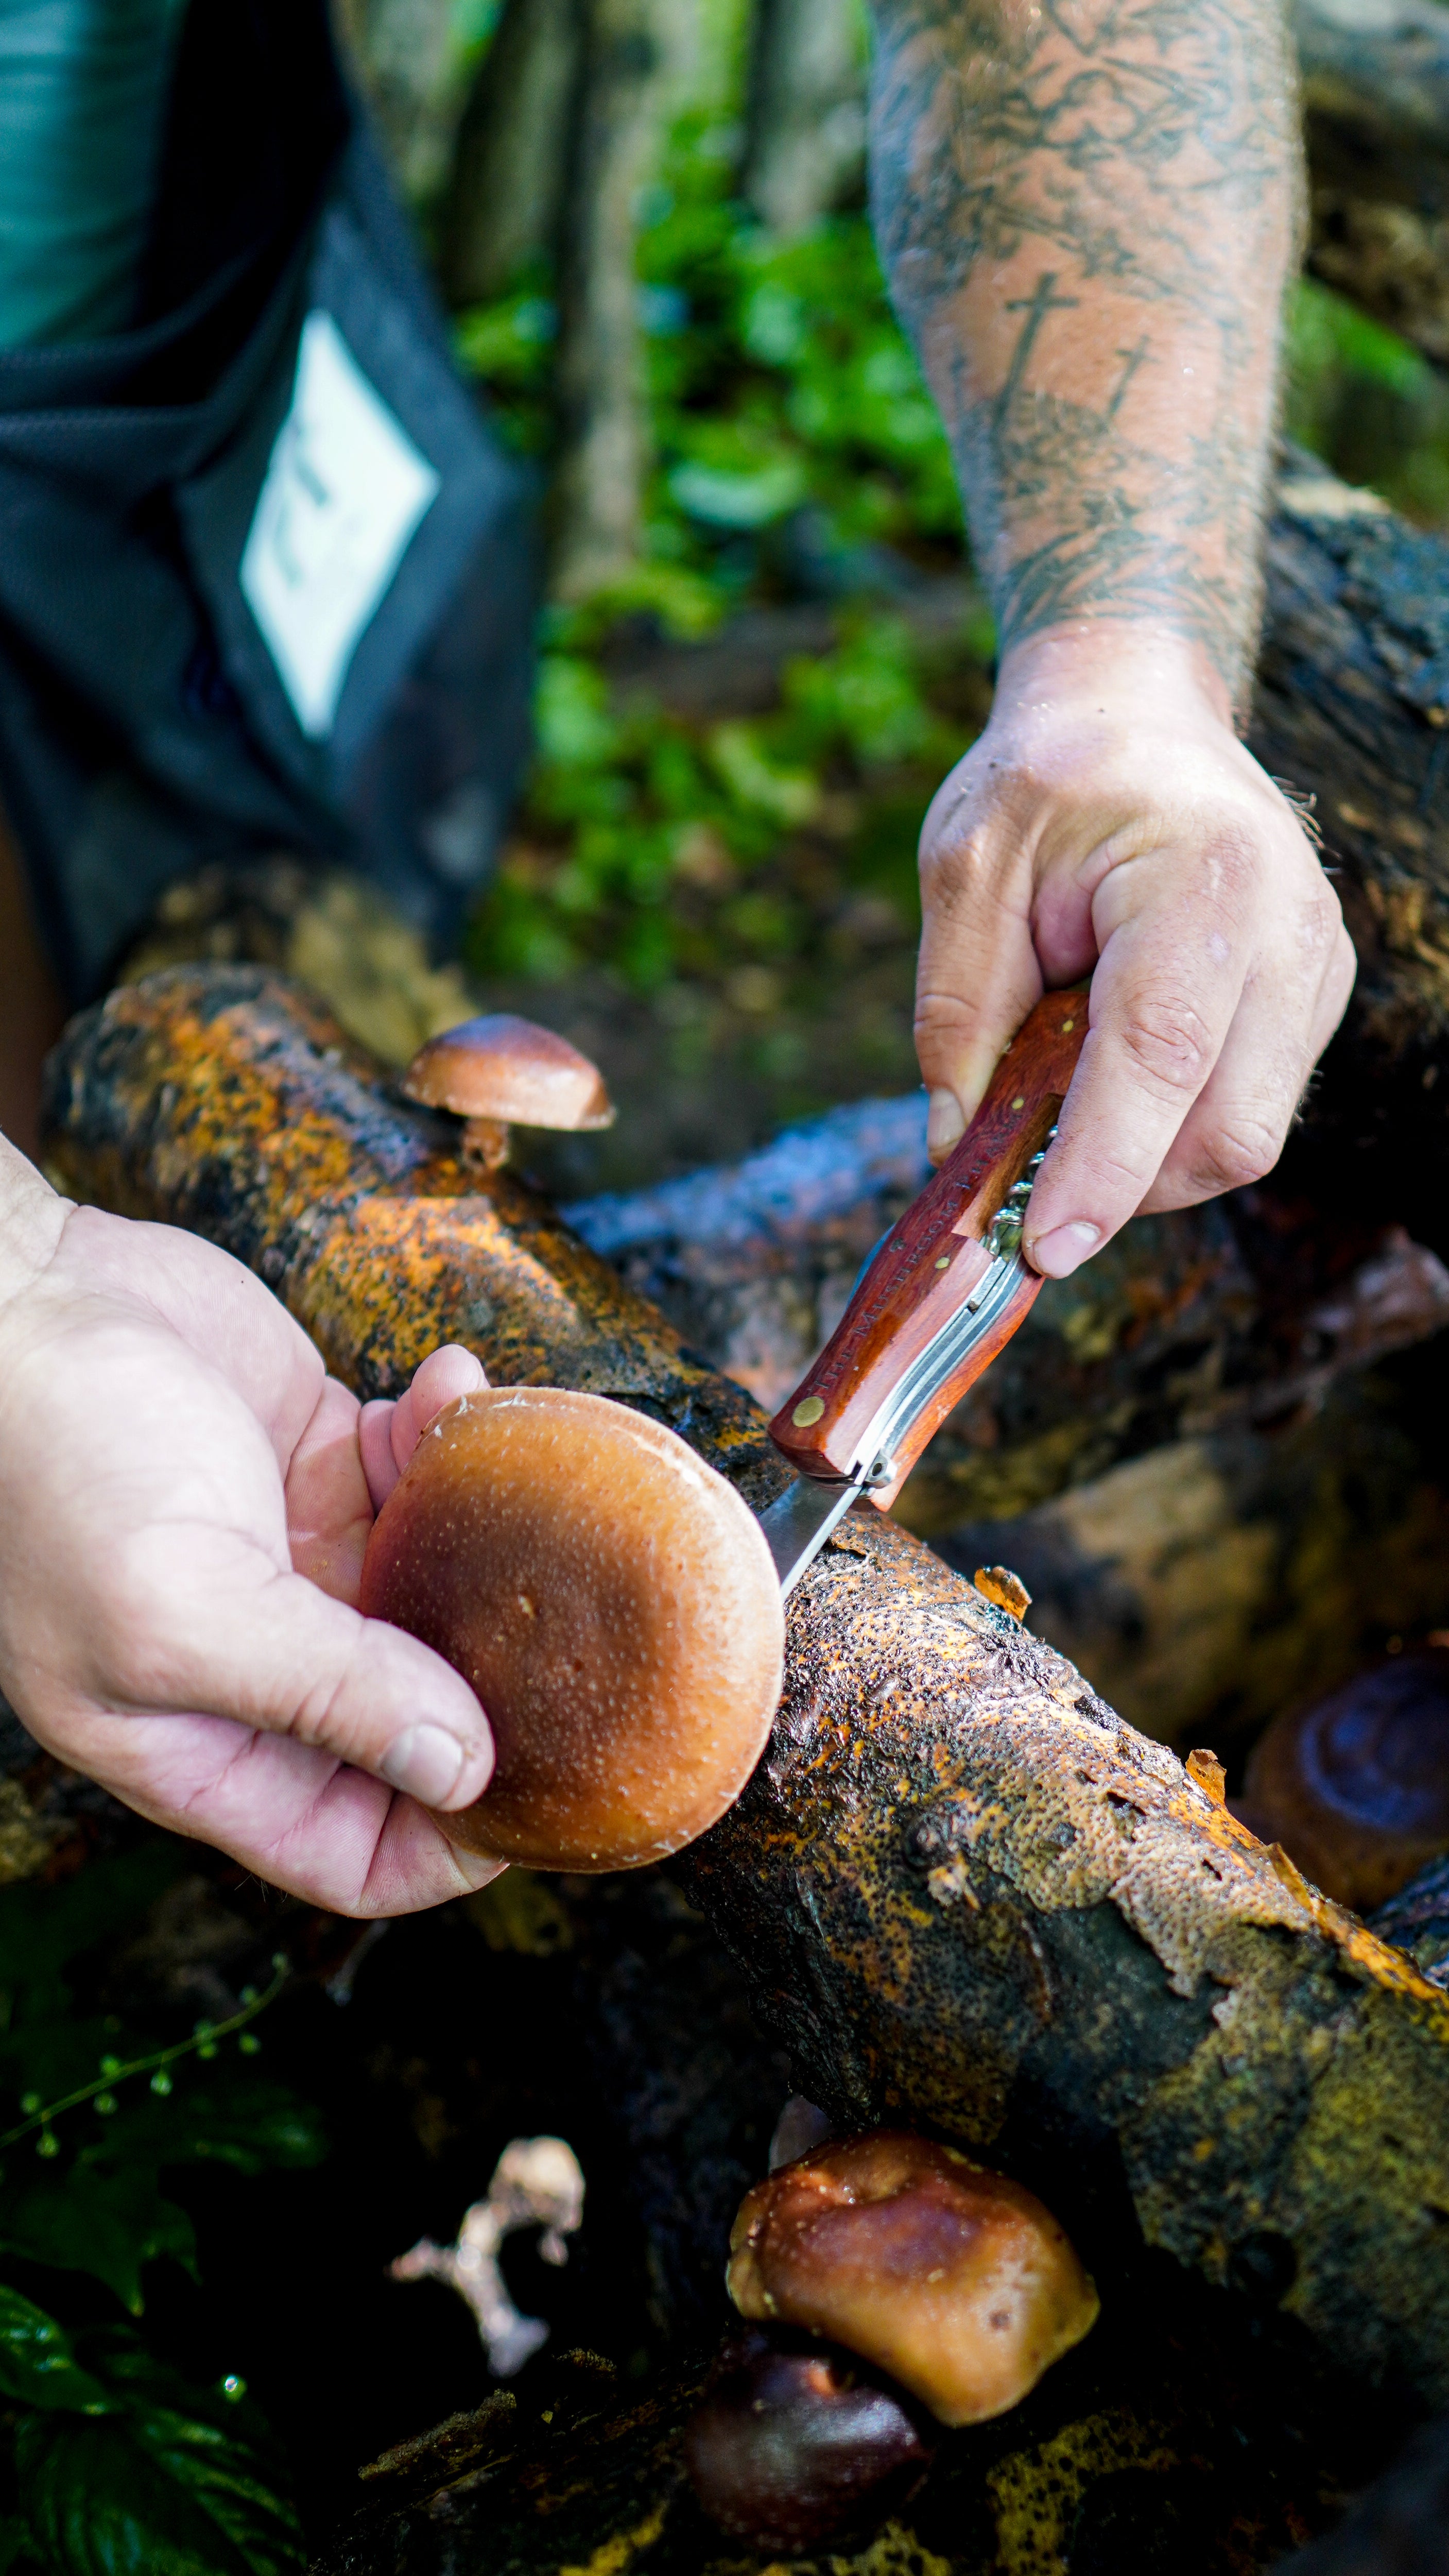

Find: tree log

[39,963,1449,2414]
[438,0,581,308]
[1292,0,1449,367]
[312,2273,1409,2573]
[564,1091,1449,1505]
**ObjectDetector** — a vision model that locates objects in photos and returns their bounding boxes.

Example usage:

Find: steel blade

[757,1475,860,1597]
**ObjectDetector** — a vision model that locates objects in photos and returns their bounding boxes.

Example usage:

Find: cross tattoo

[996,272,1080,428]
[1106,334,1150,423]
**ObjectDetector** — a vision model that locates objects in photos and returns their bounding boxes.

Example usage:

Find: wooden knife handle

[768,990,1088,1505]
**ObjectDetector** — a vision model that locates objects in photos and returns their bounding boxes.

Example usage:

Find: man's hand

[915,633,1356,1275]
[0,1139,500,1916]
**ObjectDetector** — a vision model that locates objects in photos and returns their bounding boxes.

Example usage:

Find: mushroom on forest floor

[728,2131,1098,2427]
[401,1013,615,1170]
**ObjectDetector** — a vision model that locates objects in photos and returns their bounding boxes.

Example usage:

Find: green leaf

[0,2165,197,2314]
[0,2286,113,2415]
[15,2336,306,2576]
[15,2412,303,2576]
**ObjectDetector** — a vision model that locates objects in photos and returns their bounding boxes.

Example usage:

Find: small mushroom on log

[1235,1651,1449,1912]
[727,2131,1099,2427]
[683,2326,933,2553]
[359,1385,784,1869]
[975,1565,1031,1623]
[402,1014,615,1171]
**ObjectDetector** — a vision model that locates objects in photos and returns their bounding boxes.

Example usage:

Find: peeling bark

[40,964,1449,2413]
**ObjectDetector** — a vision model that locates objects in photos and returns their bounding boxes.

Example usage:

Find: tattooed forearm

[867,0,1303,698]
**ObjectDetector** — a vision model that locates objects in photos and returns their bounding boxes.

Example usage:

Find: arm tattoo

[867,0,1302,698]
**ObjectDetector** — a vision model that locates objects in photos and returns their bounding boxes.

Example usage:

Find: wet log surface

[313,2277,1404,2575]
[564,1090,1449,1525]
[40,963,1449,2444]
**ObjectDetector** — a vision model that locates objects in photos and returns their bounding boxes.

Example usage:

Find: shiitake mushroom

[728,2130,1099,2427]
[1237,1650,1449,1912]
[683,2326,933,2552]
[401,1014,615,1170]
[359,1386,785,1870]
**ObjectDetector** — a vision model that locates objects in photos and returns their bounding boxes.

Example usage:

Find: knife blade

[756,990,1089,1595]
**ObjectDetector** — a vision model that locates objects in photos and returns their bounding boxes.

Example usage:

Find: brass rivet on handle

[935,1255,950,1269]
[1062,1018,1075,1032]
[1010,1096,1025,1110]
[792,1396,825,1427]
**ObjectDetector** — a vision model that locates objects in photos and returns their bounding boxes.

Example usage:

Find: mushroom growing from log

[727,2131,1099,2427]
[1236,1651,1449,1912]
[401,1014,615,1171]
[359,1385,785,1868]
[683,2326,933,2552]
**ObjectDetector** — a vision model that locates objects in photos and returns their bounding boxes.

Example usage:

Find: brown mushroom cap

[1237,1650,1449,1912]
[683,2327,933,2552]
[727,2131,1098,2427]
[359,1386,784,1869]
[401,1015,615,1131]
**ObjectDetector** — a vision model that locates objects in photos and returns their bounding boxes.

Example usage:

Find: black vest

[0,0,536,1002]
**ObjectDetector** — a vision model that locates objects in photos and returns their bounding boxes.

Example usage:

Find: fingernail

[927,1089,965,1159]
[1028,1221,1102,1280]
[380,1724,468,1804]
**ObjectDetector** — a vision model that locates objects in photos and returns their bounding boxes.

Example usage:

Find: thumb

[110,1531,494,1810]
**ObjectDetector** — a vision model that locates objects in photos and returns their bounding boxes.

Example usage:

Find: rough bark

[438,0,581,308]
[1247,460,1449,1250]
[741,0,867,236]
[312,2282,1407,2573]
[565,1092,1449,1499]
[40,964,1449,2415]
[549,0,666,598]
[1293,0,1449,367]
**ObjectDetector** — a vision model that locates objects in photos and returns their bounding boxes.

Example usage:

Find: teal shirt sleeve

[0,0,187,349]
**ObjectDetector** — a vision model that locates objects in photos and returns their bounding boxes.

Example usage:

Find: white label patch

[240,311,440,739]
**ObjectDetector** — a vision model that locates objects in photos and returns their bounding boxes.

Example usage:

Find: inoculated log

[41,964,1449,2415]
[565,1091,1449,1514]
[315,2254,1405,2573]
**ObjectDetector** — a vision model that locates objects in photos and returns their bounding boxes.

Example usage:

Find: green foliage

[455,131,983,1002]
[0,1848,323,2571]
[1285,275,1449,527]
[14,2333,303,2576]
[465,613,975,993]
